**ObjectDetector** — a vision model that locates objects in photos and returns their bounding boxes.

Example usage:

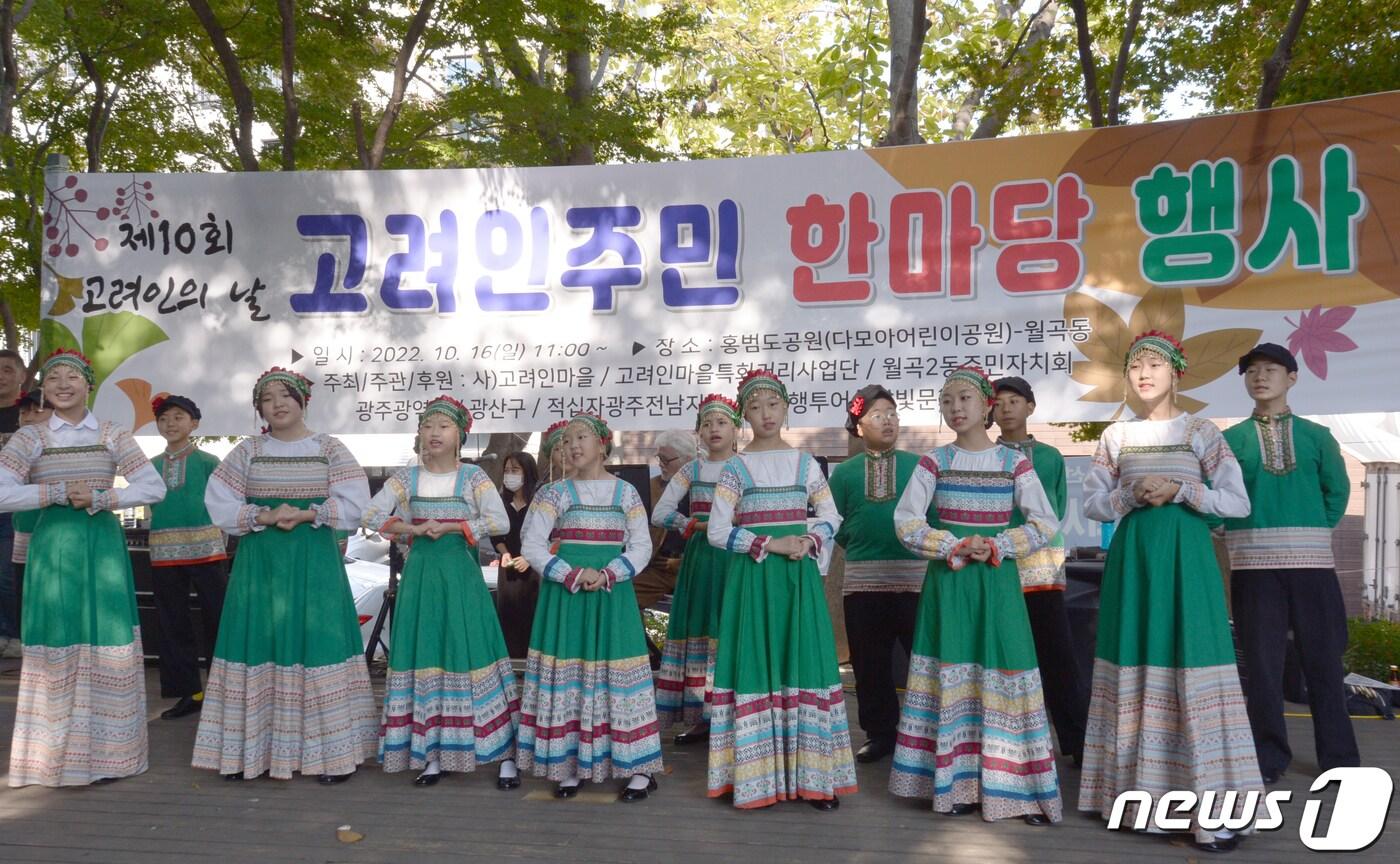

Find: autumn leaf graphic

[47,274,84,316]
[1285,305,1357,380]
[1061,91,1400,305]
[1067,285,1261,414]
[117,378,169,432]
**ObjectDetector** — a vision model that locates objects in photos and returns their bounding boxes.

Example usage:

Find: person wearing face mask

[1079,332,1260,853]
[492,451,540,659]
[0,349,167,787]
[828,385,924,766]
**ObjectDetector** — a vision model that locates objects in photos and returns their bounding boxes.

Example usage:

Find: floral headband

[568,412,614,457]
[420,395,471,435]
[540,419,570,462]
[41,348,94,387]
[942,365,995,406]
[696,393,741,429]
[737,368,789,409]
[1124,330,1187,377]
[253,366,313,406]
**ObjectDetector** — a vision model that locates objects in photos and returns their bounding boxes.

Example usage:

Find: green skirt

[8,506,147,787]
[655,531,729,726]
[379,533,520,772]
[192,512,377,779]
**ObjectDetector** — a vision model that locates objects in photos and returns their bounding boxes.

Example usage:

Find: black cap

[13,389,42,409]
[993,376,1035,404]
[154,394,202,420]
[1237,343,1298,375]
[845,384,897,437]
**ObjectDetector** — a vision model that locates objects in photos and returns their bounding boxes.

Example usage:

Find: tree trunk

[0,292,18,352]
[186,0,260,171]
[970,1,1059,140]
[563,47,595,165]
[1067,0,1103,127]
[1105,0,1143,126]
[880,0,927,146]
[368,0,436,169]
[277,0,298,170]
[1257,0,1311,110]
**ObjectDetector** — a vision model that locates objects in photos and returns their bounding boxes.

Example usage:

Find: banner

[39,91,1400,435]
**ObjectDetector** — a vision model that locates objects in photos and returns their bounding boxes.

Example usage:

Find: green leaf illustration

[39,318,81,358]
[79,312,169,405]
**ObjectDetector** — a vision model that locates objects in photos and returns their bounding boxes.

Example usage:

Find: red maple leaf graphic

[1285,305,1357,380]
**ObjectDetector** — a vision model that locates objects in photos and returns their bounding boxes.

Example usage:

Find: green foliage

[1051,421,1113,443]
[1344,617,1400,682]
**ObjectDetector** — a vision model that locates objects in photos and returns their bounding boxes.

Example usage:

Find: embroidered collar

[163,441,197,461]
[864,447,897,503]
[1251,411,1296,475]
[997,435,1037,453]
[49,410,98,431]
[1251,408,1293,423]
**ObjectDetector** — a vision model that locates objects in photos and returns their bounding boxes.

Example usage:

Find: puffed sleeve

[707,457,769,561]
[803,455,840,565]
[98,426,166,513]
[992,454,1058,561]
[522,481,577,587]
[312,435,370,530]
[361,467,412,535]
[1082,424,1139,522]
[465,465,510,546]
[650,461,693,532]
[893,452,958,561]
[206,439,263,536]
[1174,421,1250,518]
[602,480,654,589]
[0,427,64,512]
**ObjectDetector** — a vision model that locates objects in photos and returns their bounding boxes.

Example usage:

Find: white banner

[39,92,1400,435]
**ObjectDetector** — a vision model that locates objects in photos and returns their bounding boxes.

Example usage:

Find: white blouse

[205,432,369,536]
[0,411,165,512]
[1083,414,1250,522]
[520,477,653,589]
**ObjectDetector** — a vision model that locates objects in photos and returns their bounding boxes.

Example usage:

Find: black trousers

[1024,589,1088,758]
[1232,567,1360,775]
[152,561,228,699]
[843,591,919,742]
[495,568,540,660]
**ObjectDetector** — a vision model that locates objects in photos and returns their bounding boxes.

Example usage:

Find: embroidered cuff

[311,499,336,529]
[1175,479,1206,511]
[749,534,771,562]
[562,568,584,594]
[543,555,569,584]
[682,516,701,540]
[86,487,114,514]
[240,504,268,534]
[601,567,617,591]
[946,538,973,572]
[1110,485,1139,517]
[39,481,67,509]
[933,532,958,561]
[460,521,478,547]
[663,512,689,532]
[803,532,824,560]
[987,537,1007,567]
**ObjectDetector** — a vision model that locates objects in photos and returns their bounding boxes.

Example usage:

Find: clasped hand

[765,535,814,560]
[576,568,608,592]
[67,481,95,509]
[960,535,995,563]
[499,552,531,573]
[256,503,314,530]
[1132,476,1180,507]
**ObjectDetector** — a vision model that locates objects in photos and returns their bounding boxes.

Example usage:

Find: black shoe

[674,727,710,746]
[223,772,244,781]
[90,776,121,786]
[1262,768,1282,785]
[554,782,581,798]
[856,737,895,763]
[317,772,354,785]
[947,803,980,816]
[413,769,442,786]
[1024,814,1052,826]
[619,775,658,802]
[161,696,203,719]
[1194,836,1240,854]
[496,773,521,790]
[809,796,839,811]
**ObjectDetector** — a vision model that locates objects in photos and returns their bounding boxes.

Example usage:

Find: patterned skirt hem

[378,661,521,773]
[655,636,716,728]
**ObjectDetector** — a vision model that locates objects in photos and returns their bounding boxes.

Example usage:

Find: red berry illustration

[48,243,60,257]
[46,226,58,239]
[94,238,109,251]
[74,189,87,202]
[97,207,110,219]
[64,175,77,188]
[149,209,159,218]
[65,244,79,257]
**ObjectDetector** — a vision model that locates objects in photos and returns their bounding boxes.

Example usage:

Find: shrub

[1344,618,1400,681]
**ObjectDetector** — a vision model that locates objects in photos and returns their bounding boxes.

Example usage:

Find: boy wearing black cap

[1223,343,1358,783]
[992,376,1087,765]
[149,395,229,719]
[829,385,925,763]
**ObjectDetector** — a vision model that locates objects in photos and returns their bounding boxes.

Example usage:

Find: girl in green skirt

[705,369,855,811]
[889,365,1062,825]
[194,367,377,784]
[1080,332,1261,852]
[361,396,520,788]
[517,413,662,801]
[0,349,166,787]
[652,393,740,743]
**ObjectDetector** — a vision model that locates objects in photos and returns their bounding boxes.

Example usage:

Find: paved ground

[1,659,1396,863]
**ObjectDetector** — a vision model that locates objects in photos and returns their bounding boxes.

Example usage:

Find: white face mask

[502,472,524,491]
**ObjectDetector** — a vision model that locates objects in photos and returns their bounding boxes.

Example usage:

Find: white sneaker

[1,637,23,659]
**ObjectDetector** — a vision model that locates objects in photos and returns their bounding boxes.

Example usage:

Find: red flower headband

[847,395,866,418]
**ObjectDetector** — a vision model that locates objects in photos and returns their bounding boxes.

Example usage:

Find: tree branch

[1106,0,1142,126]
[368,0,435,169]
[277,0,298,170]
[185,0,260,170]
[881,0,929,147]
[1257,0,1310,110]
[971,1,1059,139]
[1067,0,1103,127]
[802,79,832,148]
